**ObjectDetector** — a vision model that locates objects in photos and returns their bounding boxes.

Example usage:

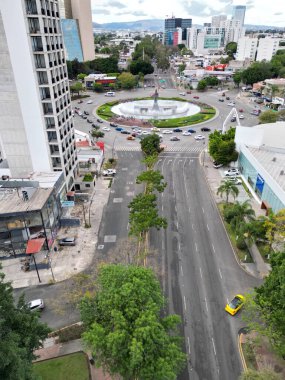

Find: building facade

[0,0,78,190]
[60,18,83,61]
[235,36,258,61]
[164,17,192,46]
[256,37,285,62]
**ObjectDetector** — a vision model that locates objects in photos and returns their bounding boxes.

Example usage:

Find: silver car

[27,299,45,311]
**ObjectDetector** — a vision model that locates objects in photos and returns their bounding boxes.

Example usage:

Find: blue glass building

[61,19,83,61]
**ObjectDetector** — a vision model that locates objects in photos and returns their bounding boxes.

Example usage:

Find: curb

[199,150,258,279]
[238,331,248,372]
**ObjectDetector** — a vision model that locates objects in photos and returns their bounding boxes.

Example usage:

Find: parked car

[227,177,242,185]
[224,168,240,176]
[188,128,196,133]
[110,123,118,127]
[173,128,183,132]
[230,117,236,122]
[84,111,89,115]
[225,294,245,316]
[239,114,245,119]
[58,237,76,246]
[194,135,205,140]
[27,299,45,311]
[219,98,224,102]
[102,169,116,176]
[115,127,123,131]
[182,131,191,136]
[201,127,211,132]
[213,161,223,168]
[170,136,180,141]
[97,119,103,123]
[222,92,225,96]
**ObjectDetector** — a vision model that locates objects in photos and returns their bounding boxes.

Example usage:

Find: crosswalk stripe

[115,146,203,152]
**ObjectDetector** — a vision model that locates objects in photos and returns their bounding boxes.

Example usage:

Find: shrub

[236,237,247,250]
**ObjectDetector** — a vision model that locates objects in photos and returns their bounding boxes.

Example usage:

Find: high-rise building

[235,36,258,61]
[61,19,83,61]
[232,5,246,27]
[0,0,77,190]
[59,0,95,61]
[211,15,227,28]
[256,37,285,61]
[164,17,192,46]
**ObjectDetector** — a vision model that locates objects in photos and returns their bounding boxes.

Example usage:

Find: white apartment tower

[256,37,285,62]
[0,0,77,190]
[211,15,227,28]
[235,36,258,61]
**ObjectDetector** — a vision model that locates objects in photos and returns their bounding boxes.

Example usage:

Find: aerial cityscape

[0,0,284,379]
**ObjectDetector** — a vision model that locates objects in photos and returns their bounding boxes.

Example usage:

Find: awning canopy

[26,238,45,255]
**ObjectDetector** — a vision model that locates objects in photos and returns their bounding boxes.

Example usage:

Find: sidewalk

[202,151,270,278]
[1,178,110,288]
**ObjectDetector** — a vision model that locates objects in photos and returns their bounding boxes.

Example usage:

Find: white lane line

[212,338,217,356]
[212,244,216,253]
[183,296,187,311]
[175,205,177,213]
[202,207,205,214]
[178,241,181,251]
[205,297,209,313]
[219,268,223,279]
[176,221,179,229]
[195,243,198,252]
[127,222,129,231]
[180,265,184,276]
[207,224,209,231]
[187,337,191,355]
[199,267,203,279]
[162,204,164,212]
[192,223,194,231]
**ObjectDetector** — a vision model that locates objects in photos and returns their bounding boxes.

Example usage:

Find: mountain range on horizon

[92,19,284,32]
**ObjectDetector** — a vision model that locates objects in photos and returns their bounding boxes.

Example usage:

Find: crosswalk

[115,145,203,153]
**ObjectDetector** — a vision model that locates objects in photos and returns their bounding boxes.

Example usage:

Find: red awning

[26,238,45,254]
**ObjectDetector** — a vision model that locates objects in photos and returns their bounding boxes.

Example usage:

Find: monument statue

[152,88,159,111]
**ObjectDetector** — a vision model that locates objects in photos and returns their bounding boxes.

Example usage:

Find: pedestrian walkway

[115,145,203,153]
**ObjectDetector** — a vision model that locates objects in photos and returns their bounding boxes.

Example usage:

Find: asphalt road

[151,152,260,380]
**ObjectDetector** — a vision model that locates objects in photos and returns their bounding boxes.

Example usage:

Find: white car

[86,100,93,104]
[102,169,116,176]
[182,131,192,136]
[224,168,240,176]
[227,102,235,106]
[239,114,245,119]
[133,128,142,133]
[227,177,242,185]
[103,127,110,131]
[141,131,151,135]
[195,135,205,140]
[27,299,45,311]
[162,130,173,134]
[151,127,160,132]
[179,92,186,96]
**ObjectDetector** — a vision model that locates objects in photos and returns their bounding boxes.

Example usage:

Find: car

[162,130,173,134]
[187,91,192,94]
[141,131,151,135]
[102,168,116,176]
[188,128,196,133]
[230,117,236,122]
[86,119,93,123]
[78,100,83,104]
[239,114,245,119]
[170,136,180,141]
[121,130,130,134]
[239,109,244,113]
[78,111,83,116]
[194,135,205,140]
[84,111,89,115]
[102,127,110,131]
[182,131,191,136]
[222,92,225,96]
[201,127,211,132]
[213,162,223,168]
[224,168,240,176]
[227,102,235,106]
[131,132,138,137]
[110,123,118,127]
[115,127,123,132]
[127,136,135,140]
[219,98,224,102]
[151,127,160,132]
[227,177,242,185]
[92,124,100,128]
[193,96,199,99]
[86,100,93,104]
[179,92,186,96]
[82,115,87,119]
[225,294,245,315]
[173,128,183,132]
[27,299,45,311]
[226,96,230,100]
[97,119,103,123]
[58,237,76,246]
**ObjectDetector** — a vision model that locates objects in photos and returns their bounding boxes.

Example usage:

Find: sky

[91,0,285,26]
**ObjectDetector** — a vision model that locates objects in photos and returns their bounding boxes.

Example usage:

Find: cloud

[115,10,148,17]
[106,0,127,7]
[92,8,111,15]
[273,11,282,15]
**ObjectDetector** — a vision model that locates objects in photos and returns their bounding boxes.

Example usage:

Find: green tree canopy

[241,62,274,85]
[80,264,186,379]
[117,72,137,89]
[77,73,87,81]
[129,60,154,75]
[70,81,84,95]
[197,79,207,91]
[259,110,279,124]
[209,129,238,165]
[217,180,239,203]
[0,270,50,379]
[136,170,167,193]
[140,134,161,156]
[233,72,242,87]
[225,41,237,58]
[91,130,104,140]
[92,82,104,92]
[204,76,220,86]
[239,368,282,380]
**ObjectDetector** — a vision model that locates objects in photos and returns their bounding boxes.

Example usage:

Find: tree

[258,110,278,124]
[129,60,154,75]
[92,82,104,92]
[204,76,219,86]
[177,43,186,50]
[217,180,239,203]
[233,72,242,87]
[117,72,137,89]
[178,63,186,75]
[209,129,238,165]
[241,62,274,85]
[128,193,167,237]
[80,264,186,380]
[225,41,237,58]
[263,209,285,249]
[91,130,104,141]
[269,84,279,98]
[243,251,285,357]
[77,73,87,81]
[140,134,161,156]
[136,170,167,194]
[0,269,50,379]
[142,154,158,170]
[223,200,255,232]
[70,81,84,95]
[197,79,207,91]
[239,368,282,380]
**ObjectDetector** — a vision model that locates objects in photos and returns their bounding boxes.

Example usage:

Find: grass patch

[71,95,90,101]
[242,342,258,370]
[33,352,90,380]
[217,203,253,263]
[152,112,215,128]
[256,241,272,263]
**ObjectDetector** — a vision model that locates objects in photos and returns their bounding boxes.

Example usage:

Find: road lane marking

[202,207,205,213]
[183,296,187,311]
[212,338,217,356]
[175,205,177,213]
[219,268,223,279]
[176,221,178,229]
[178,241,181,251]
[127,222,129,231]
[207,224,209,231]
[192,223,194,230]
[199,267,203,279]
[195,243,198,252]
[205,298,209,313]
[180,265,183,276]
[162,204,164,212]
[212,244,216,253]
[187,337,191,355]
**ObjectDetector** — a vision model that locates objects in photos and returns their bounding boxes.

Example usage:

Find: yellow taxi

[225,294,245,316]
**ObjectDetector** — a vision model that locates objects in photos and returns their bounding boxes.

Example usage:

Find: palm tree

[217,180,239,203]
[230,200,255,231]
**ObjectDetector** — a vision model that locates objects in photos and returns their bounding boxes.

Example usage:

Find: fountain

[111,88,201,120]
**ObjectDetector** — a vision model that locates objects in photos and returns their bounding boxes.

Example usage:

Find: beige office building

[59,0,95,61]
